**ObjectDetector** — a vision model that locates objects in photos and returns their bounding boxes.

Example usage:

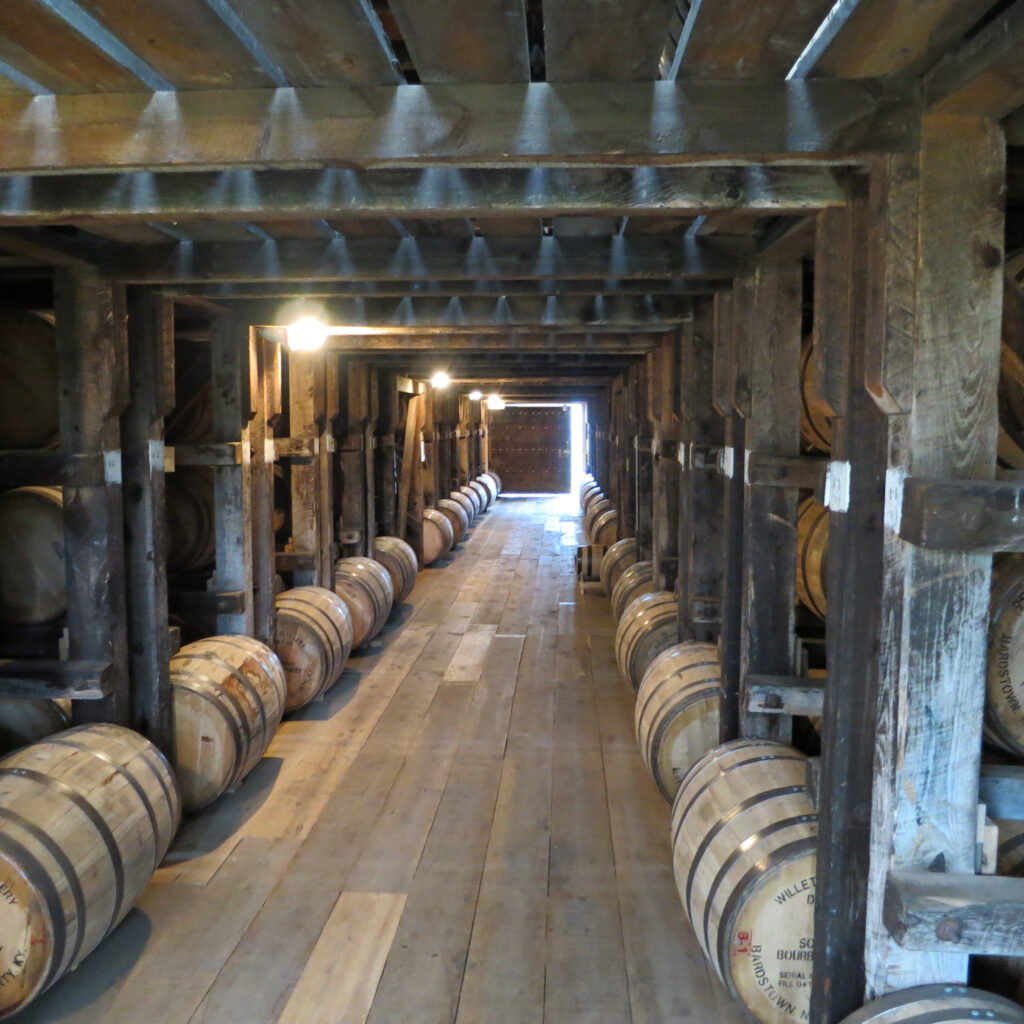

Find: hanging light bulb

[468,390,483,401]
[431,370,451,388]
[487,394,505,411]
[285,317,328,352]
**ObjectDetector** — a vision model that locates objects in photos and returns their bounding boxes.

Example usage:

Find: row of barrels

[579,481,1022,1024]
[578,478,620,547]
[0,535,425,1015]
[425,472,502,564]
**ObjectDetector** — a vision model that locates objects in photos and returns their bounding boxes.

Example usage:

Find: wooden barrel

[635,642,722,802]
[591,508,619,547]
[0,699,70,756]
[0,312,58,451]
[616,590,679,694]
[800,342,832,453]
[170,635,286,811]
[477,474,499,505]
[274,587,354,711]
[838,986,1024,1024]
[0,486,65,626]
[671,739,817,1024]
[484,470,502,494]
[579,480,600,510]
[468,480,490,511]
[166,381,213,445]
[449,490,476,523]
[165,468,217,573]
[575,544,605,582]
[423,508,456,566]
[584,497,613,539]
[582,488,606,517]
[436,498,469,545]
[985,555,1024,756]
[600,537,639,598]
[611,560,655,620]
[333,558,395,647]
[998,250,1024,468]
[373,536,419,604]
[0,723,180,1016]
[459,485,483,518]
[796,497,828,620]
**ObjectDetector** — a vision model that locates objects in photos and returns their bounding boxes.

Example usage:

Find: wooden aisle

[17,495,746,1024]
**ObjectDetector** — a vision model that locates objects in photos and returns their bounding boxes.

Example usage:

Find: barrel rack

[0,281,490,766]
[586,120,1024,1021]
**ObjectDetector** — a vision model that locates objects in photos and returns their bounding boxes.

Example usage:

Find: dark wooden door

[488,406,571,492]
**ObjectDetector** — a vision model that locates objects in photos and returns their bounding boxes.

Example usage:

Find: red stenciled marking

[734,930,752,955]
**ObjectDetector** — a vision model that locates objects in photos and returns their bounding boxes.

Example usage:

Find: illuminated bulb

[431,370,451,388]
[487,394,505,411]
[468,390,483,401]
[285,317,328,352]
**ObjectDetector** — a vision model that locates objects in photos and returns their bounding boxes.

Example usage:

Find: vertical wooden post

[248,331,277,642]
[211,314,255,635]
[121,286,174,750]
[398,392,425,564]
[375,370,399,537]
[422,386,438,507]
[863,118,1004,998]
[338,360,374,558]
[56,268,131,726]
[652,332,683,593]
[679,300,725,642]
[288,351,321,583]
[737,258,802,742]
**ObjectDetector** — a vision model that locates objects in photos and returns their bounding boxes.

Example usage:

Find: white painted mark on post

[264,438,277,463]
[884,468,906,533]
[148,439,165,473]
[825,460,851,512]
[104,450,122,484]
[719,447,735,479]
[743,449,752,486]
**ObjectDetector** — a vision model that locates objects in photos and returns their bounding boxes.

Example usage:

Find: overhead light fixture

[285,316,328,352]
[468,390,483,401]
[430,370,451,388]
[487,394,505,411]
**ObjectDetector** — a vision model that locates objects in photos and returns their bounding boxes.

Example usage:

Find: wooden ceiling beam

[315,333,658,352]
[788,0,994,79]
[0,80,917,176]
[0,165,851,224]
[100,235,748,284]
[169,278,728,299]
[925,2,1024,119]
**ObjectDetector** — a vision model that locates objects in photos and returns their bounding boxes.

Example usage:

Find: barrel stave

[600,537,639,597]
[333,558,395,647]
[615,591,679,694]
[611,561,655,621]
[373,536,419,604]
[0,486,65,626]
[435,498,469,545]
[422,509,455,565]
[837,984,1024,1023]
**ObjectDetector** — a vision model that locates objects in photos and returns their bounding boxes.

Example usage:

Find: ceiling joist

[101,234,748,284]
[0,79,918,176]
[0,165,851,224]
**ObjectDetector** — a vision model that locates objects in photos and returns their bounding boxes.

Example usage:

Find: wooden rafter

[0,80,917,175]
[0,165,851,224]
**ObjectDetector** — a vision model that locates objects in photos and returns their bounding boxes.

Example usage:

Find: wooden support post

[679,301,725,642]
[121,286,174,754]
[651,333,683,593]
[319,354,339,578]
[738,257,802,743]
[863,118,1004,997]
[287,351,322,584]
[248,332,277,642]
[422,387,438,508]
[713,286,746,743]
[808,189,894,1024]
[375,370,399,538]
[338,360,373,558]
[211,315,254,635]
[398,393,425,564]
[56,268,131,726]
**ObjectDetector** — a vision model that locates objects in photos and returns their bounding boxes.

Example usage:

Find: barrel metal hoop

[196,647,271,742]
[0,767,125,940]
[713,834,818,983]
[0,804,88,968]
[170,671,249,783]
[206,636,285,708]
[0,828,67,994]
[671,753,806,851]
[645,686,723,802]
[685,785,807,913]
[45,739,163,872]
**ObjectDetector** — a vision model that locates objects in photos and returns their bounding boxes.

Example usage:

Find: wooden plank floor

[19,494,748,1024]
